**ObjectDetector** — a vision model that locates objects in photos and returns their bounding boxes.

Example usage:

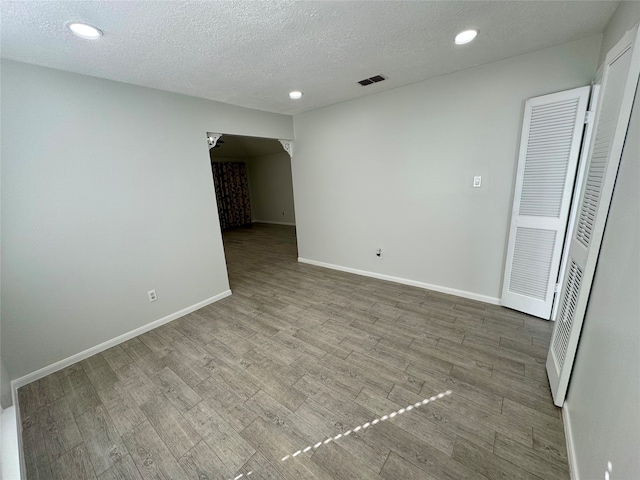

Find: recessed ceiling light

[289,91,303,100]
[455,29,478,45]
[67,22,103,40]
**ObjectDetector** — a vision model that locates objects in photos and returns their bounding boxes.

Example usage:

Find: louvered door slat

[501,86,590,319]
[508,228,557,300]
[576,48,632,248]
[528,124,579,133]
[552,260,583,369]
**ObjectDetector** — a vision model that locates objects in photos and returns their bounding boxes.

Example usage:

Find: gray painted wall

[0,360,10,409]
[565,11,640,480]
[291,35,601,300]
[1,60,293,380]
[248,153,296,225]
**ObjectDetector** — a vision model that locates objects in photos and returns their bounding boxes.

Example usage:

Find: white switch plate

[473,176,482,188]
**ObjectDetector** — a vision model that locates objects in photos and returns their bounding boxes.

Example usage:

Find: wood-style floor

[18,223,569,479]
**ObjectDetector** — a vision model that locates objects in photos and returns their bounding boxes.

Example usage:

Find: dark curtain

[211,162,252,231]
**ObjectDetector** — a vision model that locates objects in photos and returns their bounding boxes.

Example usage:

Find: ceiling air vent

[358,74,386,86]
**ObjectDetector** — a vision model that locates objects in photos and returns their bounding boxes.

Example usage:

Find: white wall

[292,35,601,301]
[0,60,293,380]
[564,12,640,480]
[248,152,296,225]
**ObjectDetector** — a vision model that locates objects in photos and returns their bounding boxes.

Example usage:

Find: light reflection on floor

[226,389,453,478]
[281,389,453,461]
[227,470,252,480]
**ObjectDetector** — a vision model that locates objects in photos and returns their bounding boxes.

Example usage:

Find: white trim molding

[278,140,293,157]
[298,257,500,305]
[207,133,222,149]
[562,402,579,480]
[11,290,231,391]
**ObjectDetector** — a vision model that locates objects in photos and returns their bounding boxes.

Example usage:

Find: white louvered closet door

[501,86,590,319]
[547,26,640,407]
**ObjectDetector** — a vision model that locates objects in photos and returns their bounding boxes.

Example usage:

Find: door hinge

[584,111,594,124]
[554,283,561,293]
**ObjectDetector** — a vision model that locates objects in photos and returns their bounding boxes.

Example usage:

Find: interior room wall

[0,149,6,408]
[564,10,640,480]
[0,359,10,408]
[291,35,602,301]
[247,152,296,225]
[1,59,293,381]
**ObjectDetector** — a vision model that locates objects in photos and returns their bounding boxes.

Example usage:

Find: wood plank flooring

[18,223,569,479]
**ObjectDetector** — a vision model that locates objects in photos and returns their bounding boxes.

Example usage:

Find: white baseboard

[562,402,579,480]
[252,220,296,226]
[11,290,231,391]
[297,257,500,305]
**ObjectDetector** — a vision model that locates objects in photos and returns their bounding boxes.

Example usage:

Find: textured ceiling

[0,1,618,115]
